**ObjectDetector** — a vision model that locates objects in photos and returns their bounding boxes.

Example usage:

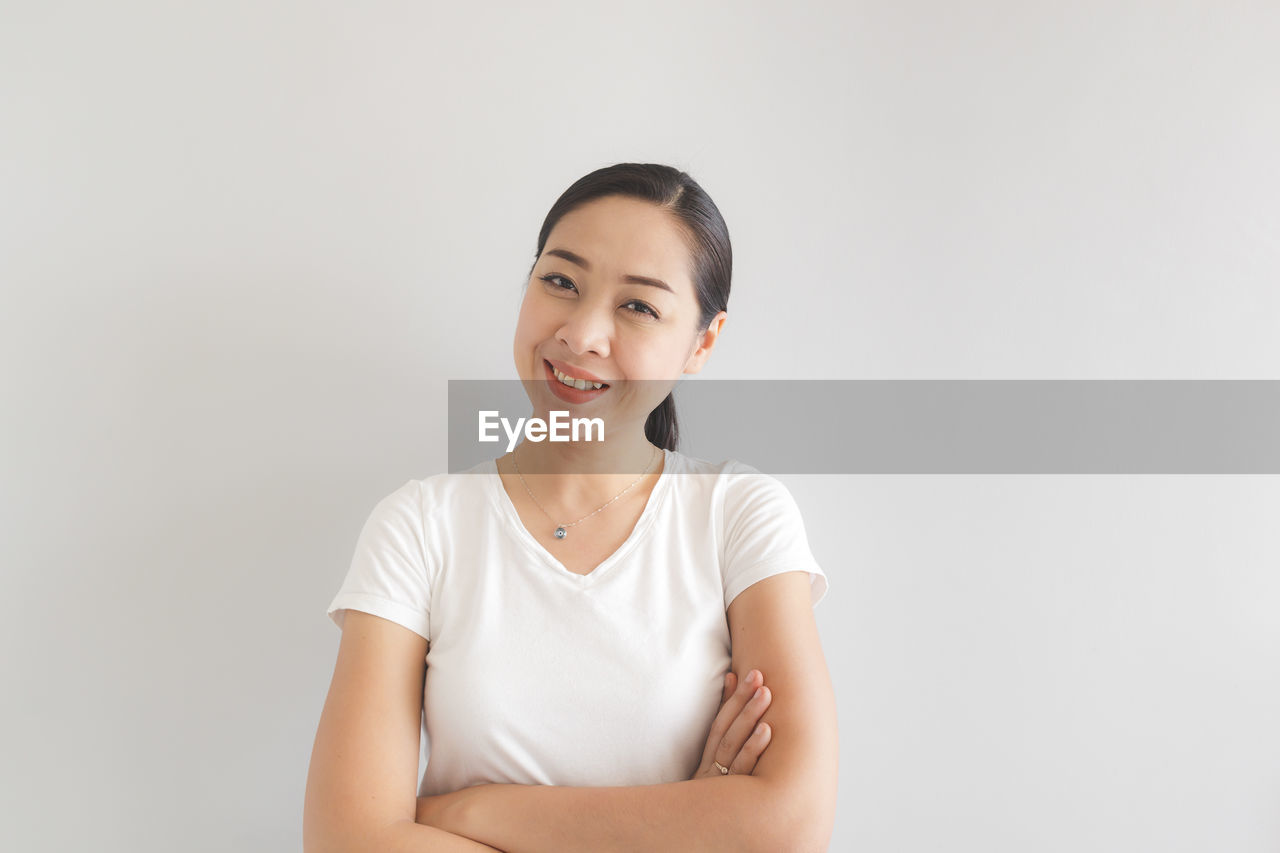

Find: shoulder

[666,450,778,490]
[708,456,827,609]
[378,462,492,524]
[720,458,807,518]
[662,451,805,525]
[351,469,491,570]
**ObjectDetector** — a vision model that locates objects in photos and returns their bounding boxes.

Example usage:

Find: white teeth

[551,364,604,390]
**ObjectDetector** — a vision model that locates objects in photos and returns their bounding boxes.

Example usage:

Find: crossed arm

[417,775,785,853]
[414,571,839,853]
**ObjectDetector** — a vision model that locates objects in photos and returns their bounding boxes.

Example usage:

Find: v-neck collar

[483,447,675,586]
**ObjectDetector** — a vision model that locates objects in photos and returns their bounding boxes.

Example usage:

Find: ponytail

[644,393,679,452]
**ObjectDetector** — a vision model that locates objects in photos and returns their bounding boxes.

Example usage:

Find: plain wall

[1,1,1277,850]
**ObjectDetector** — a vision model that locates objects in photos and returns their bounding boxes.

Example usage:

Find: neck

[507,428,663,507]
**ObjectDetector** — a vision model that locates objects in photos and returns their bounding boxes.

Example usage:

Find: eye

[538,274,661,321]
[622,300,659,319]
[540,273,576,292]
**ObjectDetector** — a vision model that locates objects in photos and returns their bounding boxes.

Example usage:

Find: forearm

[380,817,506,852]
[446,775,783,853]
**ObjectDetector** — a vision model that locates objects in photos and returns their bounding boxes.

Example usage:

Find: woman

[304,163,839,852]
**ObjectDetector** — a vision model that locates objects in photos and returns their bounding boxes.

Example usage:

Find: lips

[544,358,610,388]
[542,359,610,402]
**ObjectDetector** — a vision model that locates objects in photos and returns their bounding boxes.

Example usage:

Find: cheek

[512,296,542,344]
[516,289,557,331]
[615,341,685,384]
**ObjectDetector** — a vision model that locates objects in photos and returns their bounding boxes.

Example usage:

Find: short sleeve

[327,480,433,642]
[721,464,828,611]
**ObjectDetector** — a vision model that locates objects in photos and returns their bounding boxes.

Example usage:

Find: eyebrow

[543,248,675,294]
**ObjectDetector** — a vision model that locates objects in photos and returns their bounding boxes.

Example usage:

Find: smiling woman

[304,163,838,853]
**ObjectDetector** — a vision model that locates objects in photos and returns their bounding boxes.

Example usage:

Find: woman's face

[512,194,723,431]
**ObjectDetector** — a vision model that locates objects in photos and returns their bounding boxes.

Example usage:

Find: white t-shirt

[326,447,827,796]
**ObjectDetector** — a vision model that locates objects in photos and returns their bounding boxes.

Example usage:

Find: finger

[716,684,770,773]
[700,670,761,767]
[729,722,771,775]
[713,683,771,773]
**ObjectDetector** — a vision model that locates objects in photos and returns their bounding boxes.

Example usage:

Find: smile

[545,360,608,390]
[542,359,610,403]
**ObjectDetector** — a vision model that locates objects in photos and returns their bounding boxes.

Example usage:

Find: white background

[2,1,1277,850]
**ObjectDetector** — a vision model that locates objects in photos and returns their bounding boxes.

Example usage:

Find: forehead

[543,196,693,294]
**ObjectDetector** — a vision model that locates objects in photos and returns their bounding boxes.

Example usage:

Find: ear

[683,311,727,375]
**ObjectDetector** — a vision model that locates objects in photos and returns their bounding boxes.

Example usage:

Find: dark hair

[527,163,732,452]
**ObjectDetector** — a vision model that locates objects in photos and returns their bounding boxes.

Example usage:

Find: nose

[556,304,611,359]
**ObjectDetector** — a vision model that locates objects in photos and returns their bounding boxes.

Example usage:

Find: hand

[691,669,773,780]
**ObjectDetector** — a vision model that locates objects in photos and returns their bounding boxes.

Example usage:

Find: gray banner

[447,380,1280,474]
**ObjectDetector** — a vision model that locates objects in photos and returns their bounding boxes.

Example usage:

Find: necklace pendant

[554,526,567,540]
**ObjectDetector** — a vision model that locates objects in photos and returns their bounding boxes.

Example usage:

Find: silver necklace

[512,445,659,540]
